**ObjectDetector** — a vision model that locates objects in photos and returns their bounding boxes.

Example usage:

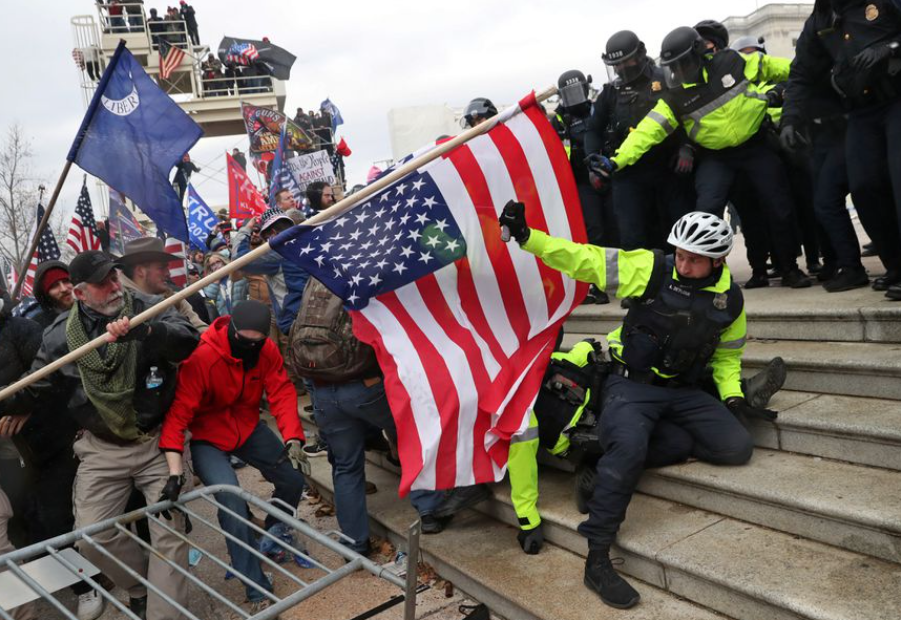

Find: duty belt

[611,361,691,389]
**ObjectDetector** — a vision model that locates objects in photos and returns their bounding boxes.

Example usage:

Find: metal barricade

[0,484,421,620]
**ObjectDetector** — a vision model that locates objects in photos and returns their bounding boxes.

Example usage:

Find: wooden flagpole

[11,161,75,301]
[0,85,558,403]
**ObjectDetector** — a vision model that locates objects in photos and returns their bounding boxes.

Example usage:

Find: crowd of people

[4,2,901,618]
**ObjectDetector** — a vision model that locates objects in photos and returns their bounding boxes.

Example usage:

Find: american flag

[164,237,188,288]
[66,182,102,255]
[21,203,62,297]
[159,39,186,81]
[226,42,259,66]
[272,92,588,493]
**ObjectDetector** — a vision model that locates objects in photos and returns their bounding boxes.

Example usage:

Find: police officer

[586,31,695,250]
[500,202,770,608]
[461,97,497,129]
[781,0,901,296]
[592,26,812,288]
[552,70,609,304]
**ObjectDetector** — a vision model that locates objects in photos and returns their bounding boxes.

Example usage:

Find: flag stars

[351,273,364,286]
[335,216,349,227]
[348,292,360,304]
[315,255,325,266]
[369,273,383,286]
[405,196,419,208]
[320,241,334,252]
[412,178,425,191]
[368,223,380,236]
[407,229,422,242]
[373,207,386,219]
[418,251,433,264]
[445,238,461,252]
[393,262,408,275]
[391,202,401,213]
[434,218,449,232]
[399,214,411,226]
[378,236,391,247]
[395,183,408,196]
[422,196,438,209]
[425,235,440,248]
[400,246,414,258]
[355,211,370,224]
[361,241,373,250]
[349,229,362,241]
[379,193,390,203]
[299,245,314,255]
[415,213,429,226]
[375,259,388,269]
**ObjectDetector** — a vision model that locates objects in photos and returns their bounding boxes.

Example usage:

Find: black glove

[852,44,894,71]
[584,153,616,177]
[673,145,695,175]
[517,523,544,555]
[158,474,184,519]
[499,200,530,244]
[779,124,798,152]
[765,88,783,108]
[726,397,777,423]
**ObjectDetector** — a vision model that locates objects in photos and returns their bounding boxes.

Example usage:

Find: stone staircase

[300,284,901,620]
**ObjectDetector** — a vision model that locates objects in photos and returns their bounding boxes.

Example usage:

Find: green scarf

[66,291,139,441]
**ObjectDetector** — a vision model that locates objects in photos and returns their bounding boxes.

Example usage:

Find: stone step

[637,447,901,563]
[565,284,901,344]
[561,333,901,401]
[303,457,730,620]
[751,391,901,472]
[308,455,901,620]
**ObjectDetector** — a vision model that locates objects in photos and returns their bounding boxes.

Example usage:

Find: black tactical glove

[584,153,616,177]
[115,321,152,342]
[726,397,778,423]
[158,474,192,532]
[673,144,695,175]
[852,44,894,71]
[499,200,530,244]
[779,124,799,152]
[517,523,544,555]
[765,88,784,108]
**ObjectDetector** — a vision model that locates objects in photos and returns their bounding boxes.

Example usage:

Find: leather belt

[610,362,688,389]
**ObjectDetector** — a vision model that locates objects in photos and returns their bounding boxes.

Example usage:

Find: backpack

[287,278,379,382]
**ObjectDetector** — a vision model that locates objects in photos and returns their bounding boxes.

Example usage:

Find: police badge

[721,74,736,88]
[713,293,728,310]
[866,4,879,21]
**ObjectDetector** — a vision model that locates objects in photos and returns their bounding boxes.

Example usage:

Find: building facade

[722,2,814,58]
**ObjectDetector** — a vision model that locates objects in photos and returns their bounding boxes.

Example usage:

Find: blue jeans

[191,422,305,602]
[310,380,442,552]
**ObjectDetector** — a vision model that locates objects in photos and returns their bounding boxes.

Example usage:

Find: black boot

[823,266,869,293]
[584,549,641,609]
[744,271,770,289]
[781,268,813,288]
[574,464,596,515]
[744,357,786,409]
[816,262,837,283]
[873,269,901,291]
[129,596,148,620]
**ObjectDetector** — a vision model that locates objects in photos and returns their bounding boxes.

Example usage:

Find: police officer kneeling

[500,202,771,609]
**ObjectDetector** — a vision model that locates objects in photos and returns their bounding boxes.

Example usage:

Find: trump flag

[68,41,202,242]
[271,92,588,494]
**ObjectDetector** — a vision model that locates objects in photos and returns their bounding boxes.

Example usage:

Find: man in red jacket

[159,300,307,617]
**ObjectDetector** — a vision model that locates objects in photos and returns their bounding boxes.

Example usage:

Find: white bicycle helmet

[667,211,734,258]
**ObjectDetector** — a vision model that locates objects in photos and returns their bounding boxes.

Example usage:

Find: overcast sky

[2,0,811,223]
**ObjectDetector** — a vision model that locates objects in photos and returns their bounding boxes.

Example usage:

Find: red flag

[227,153,268,219]
[164,237,188,288]
[336,137,352,157]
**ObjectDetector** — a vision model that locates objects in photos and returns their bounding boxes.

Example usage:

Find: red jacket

[160,316,304,453]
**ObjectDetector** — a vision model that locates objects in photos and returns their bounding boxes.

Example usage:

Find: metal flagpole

[0,85,558,403]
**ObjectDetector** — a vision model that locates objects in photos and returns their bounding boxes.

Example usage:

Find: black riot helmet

[694,19,729,52]
[659,26,708,88]
[557,70,592,113]
[602,30,650,84]
[461,97,498,128]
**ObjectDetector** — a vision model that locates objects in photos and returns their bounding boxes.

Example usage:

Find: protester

[147,7,165,48]
[304,181,335,213]
[118,237,208,333]
[172,154,200,201]
[31,260,74,329]
[232,148,247,170]
[202,54,225,96]
[0,487,36,620]
[0,250,201,620]
[160,300,306,616]
[203,252,231,318]
[273,188,305,221]
[178,0,199,46]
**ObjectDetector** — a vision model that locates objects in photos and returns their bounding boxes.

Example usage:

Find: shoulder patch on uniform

[866,4,879,20]
[721,74,736,88]
[713,293,728,310]
[651,81,662,92]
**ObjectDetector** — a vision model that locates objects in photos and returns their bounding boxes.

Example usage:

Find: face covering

[227,300,271,369]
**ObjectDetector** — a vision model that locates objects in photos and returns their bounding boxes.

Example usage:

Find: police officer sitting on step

[589,26,812,289]
[499,201,773,609]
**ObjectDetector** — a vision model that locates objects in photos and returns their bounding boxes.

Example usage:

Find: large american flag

[66,182,102,254]
[21,203,62,297]
[159,39,186,81]
[272,92,588,493]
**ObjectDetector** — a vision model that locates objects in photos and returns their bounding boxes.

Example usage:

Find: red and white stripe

[350,93,588,494]
[160,44,186,81]
[165,237,188,288]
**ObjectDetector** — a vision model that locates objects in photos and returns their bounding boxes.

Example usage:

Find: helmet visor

[663,53,702,88]
[605,57,647,85]
[559,81,588,109]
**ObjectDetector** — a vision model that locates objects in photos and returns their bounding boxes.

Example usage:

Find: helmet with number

[731,35,767,55]
[667,211,734,258]
[693,19,729,51]
[602,30,650,84]
[461,97,498,128]
[659,26,707,88]
[557,69,592,111]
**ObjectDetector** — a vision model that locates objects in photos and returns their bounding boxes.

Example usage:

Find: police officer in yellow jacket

[591,26,812,288]
[500,202,771,609]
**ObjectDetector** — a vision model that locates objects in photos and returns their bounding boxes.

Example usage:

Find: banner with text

[286,149,336,193]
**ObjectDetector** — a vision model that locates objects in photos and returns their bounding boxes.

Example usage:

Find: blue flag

[68,42,203,242]
[268,124,304,208]
[186,184,217,251]
[320,98,344,133]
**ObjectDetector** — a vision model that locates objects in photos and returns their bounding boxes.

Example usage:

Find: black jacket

[2,290,200,443]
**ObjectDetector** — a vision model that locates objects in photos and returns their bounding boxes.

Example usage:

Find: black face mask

[228,320,266,370]
[679,263,723,289]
